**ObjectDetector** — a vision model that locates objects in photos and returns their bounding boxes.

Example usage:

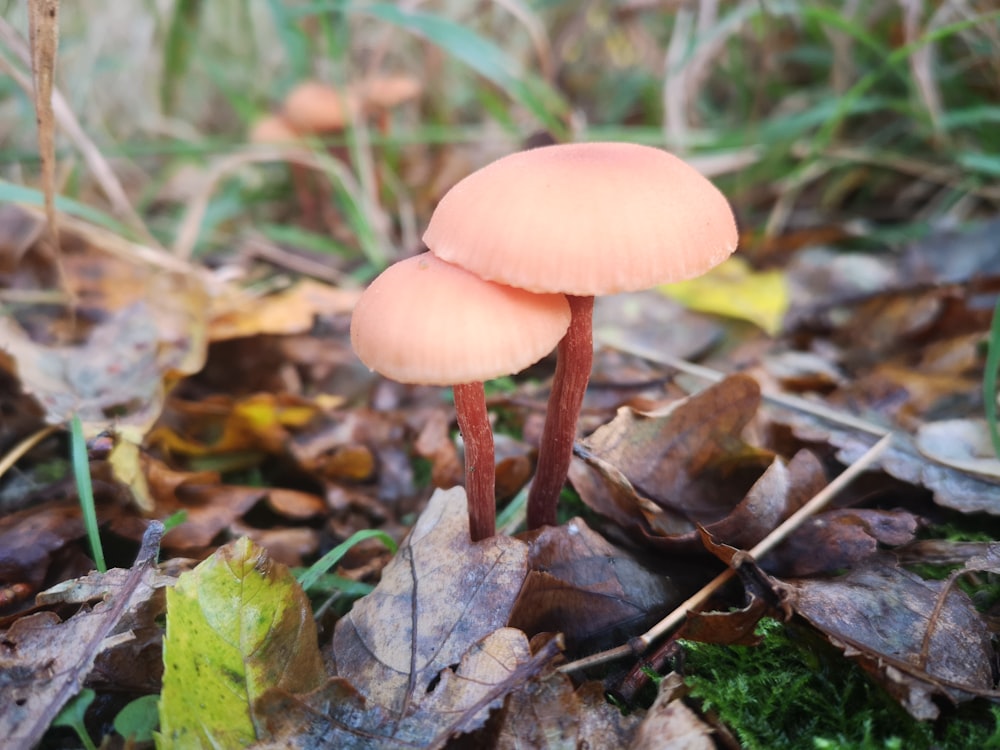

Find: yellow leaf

[659,256,788,336]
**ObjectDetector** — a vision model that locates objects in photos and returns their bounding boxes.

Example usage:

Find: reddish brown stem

[526,295,594,529]
[453,382,496,541]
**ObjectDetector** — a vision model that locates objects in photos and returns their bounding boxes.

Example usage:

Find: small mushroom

[350,253,571,541]
[282,80,356,134]
[423,142,738,529]
[282,77,421,137]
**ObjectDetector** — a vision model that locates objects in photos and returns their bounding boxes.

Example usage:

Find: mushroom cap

[422,142,739,296]
[350,253,571,386]
[283,81,356,133]
[356,75,422,111]
[248,114,301,145]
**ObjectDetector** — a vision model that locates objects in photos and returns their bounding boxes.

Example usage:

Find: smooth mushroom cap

[356,75,422,112]
[249,114,301,145]
[350,253,571,386]
[283,81,356,133]
[422,142,739,296]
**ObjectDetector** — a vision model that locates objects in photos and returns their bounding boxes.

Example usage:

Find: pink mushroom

[423,142,738,529]
[350,253,570,541]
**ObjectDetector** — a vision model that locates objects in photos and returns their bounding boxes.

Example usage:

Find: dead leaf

[156,484,268,552]
[0,523,164,749]
[788,413,1000,515]
[509,518,683,653]
[629,672,714,750]
[490,673,642,749]
[0,503,83,590]
[253,489,563,747]
[332,488,529,713]
[208,279,360,341]
[593,290,724,364]
[413,408,464,489]
[257,632,562,749]
[915,418,1000,480]
[780,557,996,720]
[581,375,769,518]
[762,508,920,577]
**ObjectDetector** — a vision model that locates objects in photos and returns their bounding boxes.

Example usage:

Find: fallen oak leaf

[572,376,782,553]
[559,434,893,673]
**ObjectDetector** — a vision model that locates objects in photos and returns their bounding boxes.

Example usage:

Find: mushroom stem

[453,381,496,541]
[526,294,595,529]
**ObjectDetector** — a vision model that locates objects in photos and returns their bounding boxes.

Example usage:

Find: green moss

[681,618,1000,750]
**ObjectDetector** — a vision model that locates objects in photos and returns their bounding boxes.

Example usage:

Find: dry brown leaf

[228,523,320,568]
[509,517,683,653]
[159,484,268,552]
[629,672,714,750]
[915,418,1000,480]
[780,557,996,720]
[0,523,164,748]
[788,412,1000,515]
[257,631,562,749]
[0,503,83,590]
[332,487,529,713]
[208,279,360,341]
[762,508,920,577]
[492,673,642,749]
[413,407,464,489]
[572,375,806,553]
[582,374,767,516]
[253,489,561,748]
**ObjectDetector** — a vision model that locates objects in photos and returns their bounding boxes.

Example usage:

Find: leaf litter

[1,60,1000,750]
[0,198,998,749]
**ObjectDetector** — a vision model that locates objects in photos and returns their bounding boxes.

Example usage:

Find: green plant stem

[297,528,397,592]
[985,297,1000,459]
[69,415,106,573]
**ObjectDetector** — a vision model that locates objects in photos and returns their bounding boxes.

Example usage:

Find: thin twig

[597,338,890,437]
[559,432,894,673]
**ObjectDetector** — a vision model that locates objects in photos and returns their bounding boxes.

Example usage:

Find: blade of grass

[161,0,203,115]
[0,180,132,234]
[296,528,397,592]
[812,10,1000,153]
[985,298,1000,459]
[70,415,106,573]
[293,1,567,137]
[265,0,312,83]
